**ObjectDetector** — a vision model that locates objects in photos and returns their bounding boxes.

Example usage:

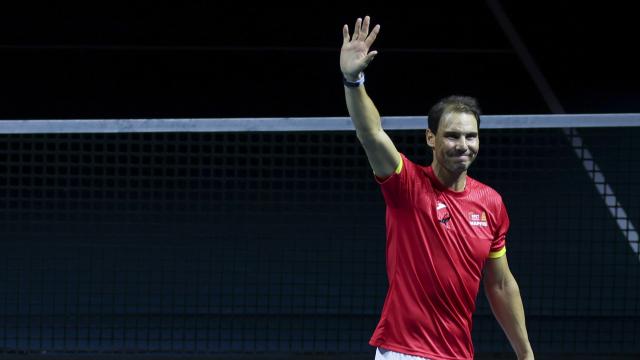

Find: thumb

[362,51,378,67]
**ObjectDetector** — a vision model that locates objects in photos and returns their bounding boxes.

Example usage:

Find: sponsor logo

[469,211,488,227]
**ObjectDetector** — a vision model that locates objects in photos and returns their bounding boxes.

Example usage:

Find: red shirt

[369,154,508,360]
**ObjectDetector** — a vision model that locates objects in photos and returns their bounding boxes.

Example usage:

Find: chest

[416,193,495,243]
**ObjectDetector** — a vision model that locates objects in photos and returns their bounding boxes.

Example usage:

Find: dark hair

[427,95,481,133]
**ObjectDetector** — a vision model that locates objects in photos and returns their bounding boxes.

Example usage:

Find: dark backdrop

[0,1,638,119]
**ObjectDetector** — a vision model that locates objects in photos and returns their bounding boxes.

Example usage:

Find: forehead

[438,112,478,132]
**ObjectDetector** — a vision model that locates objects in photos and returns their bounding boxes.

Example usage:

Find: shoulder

[468,176,505,207]
[395,153,435,193]
[398,153,430,176]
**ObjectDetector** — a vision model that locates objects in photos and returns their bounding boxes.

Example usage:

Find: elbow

[504,280,521,297]
[356,128,383,146]
[485,276,521,297]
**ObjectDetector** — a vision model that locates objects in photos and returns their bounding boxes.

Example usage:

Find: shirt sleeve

[375,153,418,208]
[488,200,509,258]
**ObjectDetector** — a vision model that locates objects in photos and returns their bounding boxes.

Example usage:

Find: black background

[1,1,638,120]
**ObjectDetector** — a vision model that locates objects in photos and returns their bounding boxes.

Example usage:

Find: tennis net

[0,114,638,356]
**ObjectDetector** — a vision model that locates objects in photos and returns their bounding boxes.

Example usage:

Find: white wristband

[343,72,365,87]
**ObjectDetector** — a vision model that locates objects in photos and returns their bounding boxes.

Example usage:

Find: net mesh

[0,123,639,355]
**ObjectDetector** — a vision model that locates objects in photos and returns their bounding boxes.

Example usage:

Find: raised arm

[340,16,401,178]
[484,255,534,360]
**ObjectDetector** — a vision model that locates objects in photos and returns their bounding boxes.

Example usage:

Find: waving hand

[340,16,380,81]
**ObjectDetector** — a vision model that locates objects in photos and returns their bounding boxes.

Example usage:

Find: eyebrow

[442,131,478,137]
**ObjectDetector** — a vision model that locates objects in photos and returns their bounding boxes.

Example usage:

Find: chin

[446,164,469,174]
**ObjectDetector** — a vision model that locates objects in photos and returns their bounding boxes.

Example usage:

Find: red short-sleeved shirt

[369,154,508,360]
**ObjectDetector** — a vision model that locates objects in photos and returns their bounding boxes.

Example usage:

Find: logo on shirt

[436,202,451,228]
[469,211,488,227]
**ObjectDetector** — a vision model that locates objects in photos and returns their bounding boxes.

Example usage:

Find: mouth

[449,154,475,164]
[453,154,471,160]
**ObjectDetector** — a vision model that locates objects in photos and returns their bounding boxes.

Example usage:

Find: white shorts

[375,347,431,360]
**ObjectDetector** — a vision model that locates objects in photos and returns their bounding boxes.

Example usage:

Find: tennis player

[340,16,534,360]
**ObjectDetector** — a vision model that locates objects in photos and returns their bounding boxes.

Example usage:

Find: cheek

[439,144,455,156]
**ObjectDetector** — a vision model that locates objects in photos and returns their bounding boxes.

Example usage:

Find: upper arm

[357,129,402,178]
[484,254,513,290]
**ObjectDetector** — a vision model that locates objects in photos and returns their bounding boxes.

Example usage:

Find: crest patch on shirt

[436,202,452,228]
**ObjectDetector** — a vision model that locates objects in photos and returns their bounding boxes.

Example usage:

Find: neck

[431,161,467,192]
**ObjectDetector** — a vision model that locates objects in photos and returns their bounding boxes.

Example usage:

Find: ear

[426,129,435,149]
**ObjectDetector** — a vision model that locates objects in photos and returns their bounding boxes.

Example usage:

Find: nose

[455,137,468,152]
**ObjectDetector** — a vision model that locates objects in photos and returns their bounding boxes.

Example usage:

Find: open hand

[340,16,380,81]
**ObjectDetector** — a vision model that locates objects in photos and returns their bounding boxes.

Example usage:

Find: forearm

[340,17,398,177]
[485,278,534,359]
[344,85,382,139]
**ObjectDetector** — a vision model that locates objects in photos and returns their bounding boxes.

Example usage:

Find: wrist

[343,72,365,87]
[517,349,534,360]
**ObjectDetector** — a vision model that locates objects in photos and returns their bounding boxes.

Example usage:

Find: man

[340,16,534,360]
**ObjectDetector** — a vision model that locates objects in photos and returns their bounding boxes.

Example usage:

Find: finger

[363,51,378,66]
[342,25,350,44]
[362,15,370,36]
[365,24,380,48]
[353,17,362,40]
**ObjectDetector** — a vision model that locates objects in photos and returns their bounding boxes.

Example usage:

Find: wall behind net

[0,126,638,355]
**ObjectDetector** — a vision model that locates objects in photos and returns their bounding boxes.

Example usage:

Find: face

[426,111,479,175]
